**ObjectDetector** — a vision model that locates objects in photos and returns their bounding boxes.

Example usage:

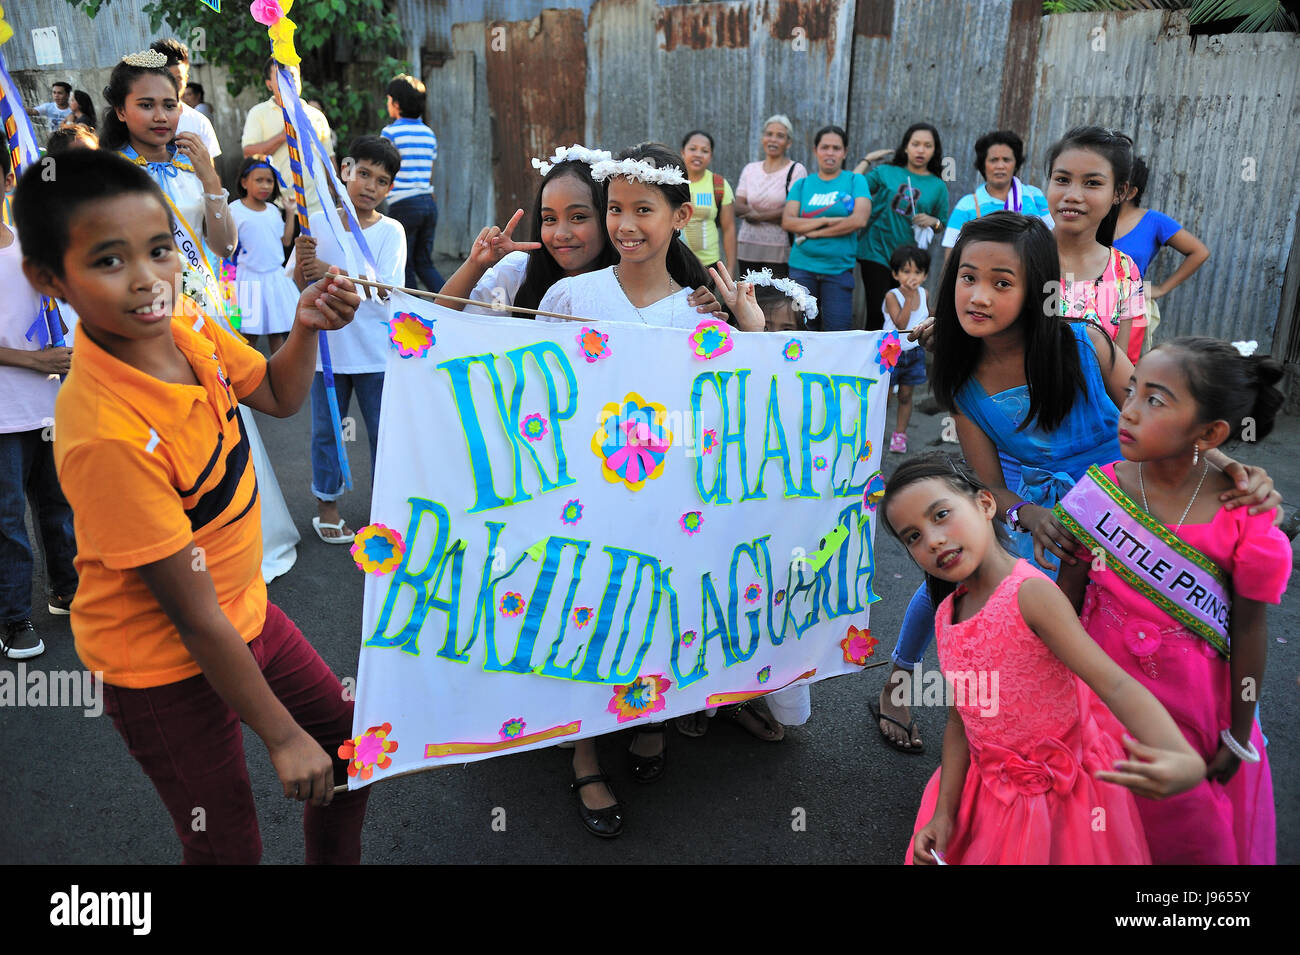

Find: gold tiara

[122,49,168,68]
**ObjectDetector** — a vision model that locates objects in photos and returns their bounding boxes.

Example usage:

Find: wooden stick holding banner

[351,277,593,323]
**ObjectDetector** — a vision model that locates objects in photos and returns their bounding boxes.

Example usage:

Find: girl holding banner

[1055,339,1289,864]
[102,51,300,582]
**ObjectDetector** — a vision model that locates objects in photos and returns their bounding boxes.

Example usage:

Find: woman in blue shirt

[781,125,871,331]
[1113,157,1210,301]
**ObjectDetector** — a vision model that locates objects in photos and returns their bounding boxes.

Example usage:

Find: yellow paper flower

[0,4,13,48]
[269,16,300,66]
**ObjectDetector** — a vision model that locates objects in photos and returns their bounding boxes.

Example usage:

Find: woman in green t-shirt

[854,123,949,330]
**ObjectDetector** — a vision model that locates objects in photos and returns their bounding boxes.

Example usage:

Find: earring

[1193,443,1199,465]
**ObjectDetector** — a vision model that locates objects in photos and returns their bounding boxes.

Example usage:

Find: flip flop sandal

[724,701,785,742]
[673,712,710,738]
[313,516,355,544]
[869,701,924,754]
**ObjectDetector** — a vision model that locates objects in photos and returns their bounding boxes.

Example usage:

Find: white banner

[344,296,897,787]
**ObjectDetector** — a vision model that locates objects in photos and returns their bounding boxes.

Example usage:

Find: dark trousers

[0,428,77,622]
[388,193,445,293]
[859,259,897,332]
[102,602,370,864]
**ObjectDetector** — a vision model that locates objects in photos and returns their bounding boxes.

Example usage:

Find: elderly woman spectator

[941,130,1053,271]
[734,115,808,278]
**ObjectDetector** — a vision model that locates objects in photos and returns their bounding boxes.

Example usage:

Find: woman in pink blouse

[734,115,807,279]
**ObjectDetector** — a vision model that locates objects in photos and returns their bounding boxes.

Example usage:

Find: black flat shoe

[627,723,668,784]
[571,773,624,838]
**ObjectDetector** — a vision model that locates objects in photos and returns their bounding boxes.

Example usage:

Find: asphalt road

[4,315,1297,865]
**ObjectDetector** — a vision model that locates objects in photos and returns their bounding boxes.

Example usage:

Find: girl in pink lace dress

[882,455,1206,865]
[1058,339,1290,864]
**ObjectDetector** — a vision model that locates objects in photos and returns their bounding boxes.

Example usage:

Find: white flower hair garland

[590,157,687,186]
[740,268,819,324]
[530,144,614,177]
[1232,340,1258,357]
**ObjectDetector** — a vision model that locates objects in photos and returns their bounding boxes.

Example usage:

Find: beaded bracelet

[1219,728,1260,763]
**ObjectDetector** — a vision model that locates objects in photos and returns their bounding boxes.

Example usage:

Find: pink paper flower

[607,674,671,723]
[250,0,285,27]
[840,626,878,665]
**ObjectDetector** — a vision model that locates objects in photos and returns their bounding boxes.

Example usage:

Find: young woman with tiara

[536,143,763,838]
[101,50,300,581]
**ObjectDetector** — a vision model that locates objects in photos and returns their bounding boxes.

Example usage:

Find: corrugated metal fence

[404,0,1298,353]
[7,1,1299,354]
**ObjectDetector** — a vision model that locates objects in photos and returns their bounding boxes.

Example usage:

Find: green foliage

[1188,0,1298,32]
[61,0,408,148]
[1043,0,1298,30]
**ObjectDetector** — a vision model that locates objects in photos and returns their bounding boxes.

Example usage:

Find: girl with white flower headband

[438,145,720,321]
[535,142,762,840]
[1056,337,1289,864]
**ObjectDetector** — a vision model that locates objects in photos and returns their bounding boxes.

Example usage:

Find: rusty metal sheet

[997,0,1042,131]
[484,10,589,228]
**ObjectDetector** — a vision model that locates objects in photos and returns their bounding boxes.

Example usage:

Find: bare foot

[572,740,616,811]
[316,499,353,540]
[876,666,922,750]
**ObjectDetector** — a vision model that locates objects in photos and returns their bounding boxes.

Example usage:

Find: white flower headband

[122,49,168,68]
[590,157,687,186]
[1232,340,1258,357]
[531,144,613,177]
[741,268,819,324]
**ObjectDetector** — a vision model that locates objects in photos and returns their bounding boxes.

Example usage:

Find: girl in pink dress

[1058,338,1290,864]
[882,454,1206,865]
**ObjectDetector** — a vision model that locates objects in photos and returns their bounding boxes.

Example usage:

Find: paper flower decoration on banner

[499,718,527,741]
[338,721,398,781]
[813,456,828,471]
[573,606,594,628]
[783,339,803,362]
[690,318,734,360]
[591,392,673,490]
[863,471,886,512]
[500,592,526,617]
[774,589,786,605]
[840,626,879,665]
[0,4,12,47]
[607,674,672,722]
[679,511,704,535]
[743,583,762,604]
[701,429,718,454]
[757,666,771,684]
[350,524,405,574]
[521,413,549,442]
[576,326,612,362]
[858,441,873,463]
[876,332,902,372]
[561,499,583,525]
[682,630,698,646]
[388,311,436,358]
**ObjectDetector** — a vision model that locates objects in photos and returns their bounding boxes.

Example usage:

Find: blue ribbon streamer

[0,50,65,351]
[274,69,352,490]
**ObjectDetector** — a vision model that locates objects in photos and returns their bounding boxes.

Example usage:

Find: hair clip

[122,49,168,69]
[1232,340,1258,357]
[739,268,819,324]
[531,144,613,177]
[590,157,687,186]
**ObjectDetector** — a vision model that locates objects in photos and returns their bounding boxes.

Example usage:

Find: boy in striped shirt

[380,74,444,293]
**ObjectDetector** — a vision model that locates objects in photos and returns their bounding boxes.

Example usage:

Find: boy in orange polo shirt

[15,150,369,864]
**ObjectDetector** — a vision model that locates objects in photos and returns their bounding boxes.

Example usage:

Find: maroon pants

[102,603,369,864]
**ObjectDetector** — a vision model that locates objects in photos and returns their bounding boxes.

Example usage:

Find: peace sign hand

[708,262,763,332]
[469,208,542,269]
